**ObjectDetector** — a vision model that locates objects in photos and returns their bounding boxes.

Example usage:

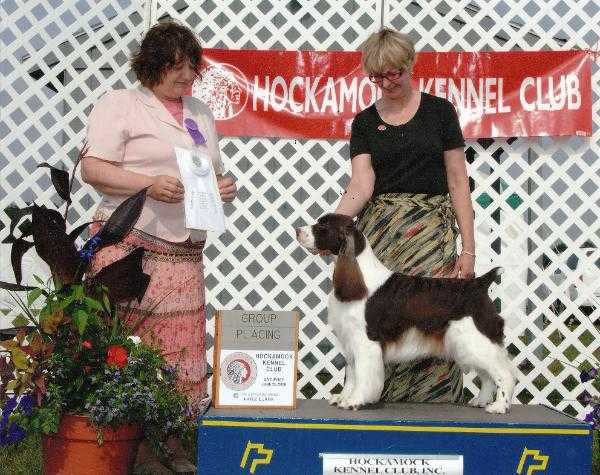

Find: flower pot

[42,414,142,475]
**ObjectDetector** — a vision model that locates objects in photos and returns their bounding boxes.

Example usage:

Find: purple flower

[18,395,34,417]
[1,397,18,423]
[79,235,103,262]
[581,367,598,383]
[5,422,26,445]
[79,249,94,262]
[0,397,27,446]
[583,406,600,429]
[577,390,593,406]
[162,364,177,378]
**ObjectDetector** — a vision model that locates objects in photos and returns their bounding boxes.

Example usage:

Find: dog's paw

[338,401,364,411]
[485,401,510,414]
[337,393,377,411]
[468,398,487,408]
[329,394,341,406]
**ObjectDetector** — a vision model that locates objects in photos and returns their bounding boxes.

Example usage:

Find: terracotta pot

[42,414,142,475]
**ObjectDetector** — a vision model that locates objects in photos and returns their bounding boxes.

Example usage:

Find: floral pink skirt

[89,223,207,406]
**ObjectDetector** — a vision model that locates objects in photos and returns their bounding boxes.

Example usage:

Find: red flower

[82,340,92,349]
[106,345,128,369]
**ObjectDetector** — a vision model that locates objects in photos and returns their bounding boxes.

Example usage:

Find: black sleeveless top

[349,92,465,196]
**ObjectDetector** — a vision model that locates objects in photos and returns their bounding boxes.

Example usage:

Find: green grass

[1,430,598,474]
[0,434,42,475]
[595,433,599,475]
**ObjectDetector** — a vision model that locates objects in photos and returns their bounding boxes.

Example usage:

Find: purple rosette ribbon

[184,118,207,146]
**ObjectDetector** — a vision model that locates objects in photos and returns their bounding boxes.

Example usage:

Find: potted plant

[0,149,194,474]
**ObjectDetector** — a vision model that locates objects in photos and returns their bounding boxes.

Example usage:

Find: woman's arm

[81,156,183,203]
[444,147,475,278]
[335,154,375,218]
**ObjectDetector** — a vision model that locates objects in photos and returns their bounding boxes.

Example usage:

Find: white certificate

[174,146,225,234]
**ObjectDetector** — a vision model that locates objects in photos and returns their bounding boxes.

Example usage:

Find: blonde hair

[361,28,415,76]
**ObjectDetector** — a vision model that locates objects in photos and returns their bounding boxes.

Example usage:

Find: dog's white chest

[328,295,367,347]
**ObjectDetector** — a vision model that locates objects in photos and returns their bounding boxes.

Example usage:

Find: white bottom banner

[321,453,463,475]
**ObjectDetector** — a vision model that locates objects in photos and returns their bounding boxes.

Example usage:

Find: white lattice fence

[1,0,599,419]
[383,0,600,418]
[0,0,145,290]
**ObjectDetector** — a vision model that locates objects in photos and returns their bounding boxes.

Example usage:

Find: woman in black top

[335,28,475,403]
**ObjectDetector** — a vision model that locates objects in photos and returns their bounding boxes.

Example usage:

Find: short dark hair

[131,21,203,87]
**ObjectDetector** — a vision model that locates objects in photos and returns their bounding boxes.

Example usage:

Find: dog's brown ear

[333,231,368,302]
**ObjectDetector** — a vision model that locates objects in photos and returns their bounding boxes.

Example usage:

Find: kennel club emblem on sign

[213,310,299,408]
[192,62,248,120]
[221,352,258,391]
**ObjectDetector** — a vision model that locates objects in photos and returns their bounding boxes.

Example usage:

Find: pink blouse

[84,87,225,242]
[158,97,184,126]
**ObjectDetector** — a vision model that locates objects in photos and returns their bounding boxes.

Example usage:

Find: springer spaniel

[296,213,516,414]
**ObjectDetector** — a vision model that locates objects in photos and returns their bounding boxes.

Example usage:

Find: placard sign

[322,453,463,475]
[212,310,299,409]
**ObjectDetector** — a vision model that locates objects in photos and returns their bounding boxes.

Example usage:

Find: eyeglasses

[368,69,405,84]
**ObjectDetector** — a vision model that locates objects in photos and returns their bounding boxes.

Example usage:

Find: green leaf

[102,293,111,312]
[27,287,43,306]
[11,314,29,327]
[74,285,84,300]
[83,297,103,311]
[57,295,76,310]
[40,309,64,334]
[73,309,89,335]
[33,274,46,286]
[10,347,29,370]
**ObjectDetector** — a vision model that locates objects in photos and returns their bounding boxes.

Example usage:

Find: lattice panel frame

[386,0,600,419]
[1,0,599,419]
[1,1,145,300]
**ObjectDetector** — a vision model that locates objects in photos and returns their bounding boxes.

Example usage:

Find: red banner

[192,49,592,140]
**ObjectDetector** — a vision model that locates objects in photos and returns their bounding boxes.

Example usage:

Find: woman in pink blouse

[82,21,236,474]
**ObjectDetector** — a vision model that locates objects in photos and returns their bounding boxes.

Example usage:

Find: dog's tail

[472,267,505,344]
[478,266,503,289]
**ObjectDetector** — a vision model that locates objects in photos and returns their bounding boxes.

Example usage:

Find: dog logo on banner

[240,441,273,473]
[516,447,549,475]
[193,63,248,120]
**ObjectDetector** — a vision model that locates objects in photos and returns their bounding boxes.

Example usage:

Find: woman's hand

[217,175,237,202]
[149,175,184,203]
[451,253,475,279]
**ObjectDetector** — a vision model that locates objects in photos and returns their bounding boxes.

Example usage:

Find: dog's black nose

[295,228,301,238]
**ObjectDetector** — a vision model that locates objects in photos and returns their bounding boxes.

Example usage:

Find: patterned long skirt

[89,223,207,409]
[356,193,463,403]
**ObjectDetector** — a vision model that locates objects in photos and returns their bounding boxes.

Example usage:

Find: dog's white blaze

[296,225,315,248]
[355,245,392,291]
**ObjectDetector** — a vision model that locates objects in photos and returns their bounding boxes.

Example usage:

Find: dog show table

[197,399,592,474]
